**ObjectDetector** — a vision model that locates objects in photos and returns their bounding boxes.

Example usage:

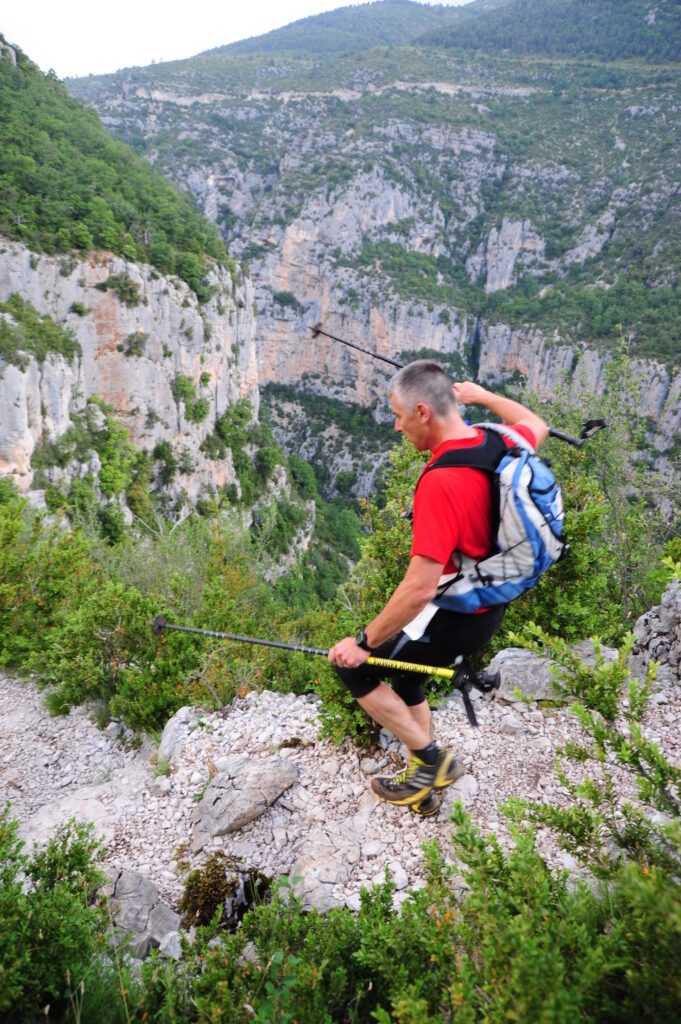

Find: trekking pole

[308,322,404,368]
[307,323,606,447]
[151,617,494,725]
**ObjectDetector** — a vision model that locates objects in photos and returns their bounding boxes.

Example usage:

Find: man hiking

[328,361,548,813]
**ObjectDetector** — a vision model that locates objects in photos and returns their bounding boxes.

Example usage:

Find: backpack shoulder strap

[420,426,509,478]
[475,421,536,453]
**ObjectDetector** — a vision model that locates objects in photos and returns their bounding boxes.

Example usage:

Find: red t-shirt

[410,424,537,573]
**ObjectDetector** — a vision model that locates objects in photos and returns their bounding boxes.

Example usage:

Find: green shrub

[69,301,90,316]
[125,453,155,527]
[171,374,210,421]
[0,807,107,1021]
[153,440,178,485]
[171,373,196,404]
[0,500,96,670]
[32,402,137,514]
[117,330,147,357]
[202,398,281,504]
[273,289,305,313]
[186,395,210,422]
[29,576,203,729]
[506,627,681,872]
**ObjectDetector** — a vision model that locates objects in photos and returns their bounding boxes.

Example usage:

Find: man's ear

[415,402,431,422]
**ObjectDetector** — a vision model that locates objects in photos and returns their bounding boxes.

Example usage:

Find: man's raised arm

[453,381,549,446]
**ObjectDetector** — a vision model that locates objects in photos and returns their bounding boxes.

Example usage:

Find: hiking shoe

[410,790,442,817]
[370,748,464,806]
[431,748,466,790]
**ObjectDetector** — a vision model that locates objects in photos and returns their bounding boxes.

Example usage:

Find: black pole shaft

[152,616,329,656]
[548,426,584,447]
[308,323,404,368]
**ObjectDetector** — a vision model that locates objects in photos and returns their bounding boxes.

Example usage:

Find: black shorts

[334,605,505,704]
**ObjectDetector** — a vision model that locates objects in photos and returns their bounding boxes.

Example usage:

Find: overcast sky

[3,0,472,80]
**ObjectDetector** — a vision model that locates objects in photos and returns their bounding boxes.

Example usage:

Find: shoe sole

[410,791,442,817]
[371,783,433,806]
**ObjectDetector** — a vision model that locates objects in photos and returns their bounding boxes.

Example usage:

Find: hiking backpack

[419,423,567,614]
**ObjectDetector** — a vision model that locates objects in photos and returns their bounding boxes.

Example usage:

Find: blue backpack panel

[420,423,567,614]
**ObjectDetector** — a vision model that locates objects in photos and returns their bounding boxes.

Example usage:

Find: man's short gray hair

[389,360,456,418]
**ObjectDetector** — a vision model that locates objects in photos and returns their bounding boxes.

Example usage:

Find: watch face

[355,629,368,648]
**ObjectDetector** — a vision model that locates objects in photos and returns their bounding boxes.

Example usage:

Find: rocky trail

[2,583,679,957]
[1,583,679,953]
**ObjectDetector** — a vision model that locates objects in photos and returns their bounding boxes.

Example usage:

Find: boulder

[486,648,562,703]
[191,754,298,852]
[289,825,362,911]
[630,581,681,687]
[106,868,181,959]
[158,706,202,764]
[487,642,620,705]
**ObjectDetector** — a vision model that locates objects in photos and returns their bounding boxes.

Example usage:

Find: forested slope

[419,0,681,63]
[0,37,229,299]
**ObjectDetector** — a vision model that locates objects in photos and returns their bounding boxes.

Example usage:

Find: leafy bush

[272,289,305,313]
[506,626,681,872]
[171,373,196,405]
[117,330,148,357]
[153,440,178,485]
[0,808,107,1021]
[0,498,96,670]
[202,398,280,505]
[170,374,210,422]
[32,401,138,513]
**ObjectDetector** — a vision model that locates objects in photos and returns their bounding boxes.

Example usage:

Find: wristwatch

[354,628,375,652]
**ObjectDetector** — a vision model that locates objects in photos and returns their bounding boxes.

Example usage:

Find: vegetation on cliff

[0,294,81,367]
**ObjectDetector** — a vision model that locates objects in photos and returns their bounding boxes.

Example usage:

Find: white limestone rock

[158,706,203,765]
[191,754,298,852]
[486,647,564,703]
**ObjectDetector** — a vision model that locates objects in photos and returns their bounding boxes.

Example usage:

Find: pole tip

[151,615,167,636]
[309,321,323,337]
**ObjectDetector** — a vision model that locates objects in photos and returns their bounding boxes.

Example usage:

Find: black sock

[413,742,438,766]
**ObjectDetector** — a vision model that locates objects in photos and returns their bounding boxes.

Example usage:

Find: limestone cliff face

[477,321,681,443]
[0,239,258,499]
[67,55,680,460]
[251,165,470,404]
[467,218,546,294]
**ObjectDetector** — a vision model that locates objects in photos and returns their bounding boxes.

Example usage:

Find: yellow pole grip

[365,655,456,680]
